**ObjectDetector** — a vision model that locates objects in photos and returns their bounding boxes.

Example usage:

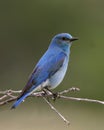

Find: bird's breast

[49,56,69,89]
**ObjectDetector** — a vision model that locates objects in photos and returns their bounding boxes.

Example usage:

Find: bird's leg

[42,87,51,102]
[42,88,48,96]
[43,87,58,101]
[52,92,58,101]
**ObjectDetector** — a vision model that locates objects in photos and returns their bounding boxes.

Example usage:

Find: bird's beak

[70,37,78,42]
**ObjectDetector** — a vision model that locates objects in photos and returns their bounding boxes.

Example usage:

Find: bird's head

[50,33,78,51]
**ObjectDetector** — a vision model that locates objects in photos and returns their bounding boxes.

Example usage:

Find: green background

[0,0,104,130]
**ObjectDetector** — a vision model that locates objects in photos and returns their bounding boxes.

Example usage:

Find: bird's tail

[11,93,29,109]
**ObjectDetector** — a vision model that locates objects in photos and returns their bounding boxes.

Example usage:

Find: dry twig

[43,97,70,125]
[0,87,104,125]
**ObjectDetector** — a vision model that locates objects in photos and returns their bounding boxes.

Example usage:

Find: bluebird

[11,33,78,109]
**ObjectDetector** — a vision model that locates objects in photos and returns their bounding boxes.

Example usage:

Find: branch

[43,97,70,125]
[0,87,104,125]
[59,96,104,104]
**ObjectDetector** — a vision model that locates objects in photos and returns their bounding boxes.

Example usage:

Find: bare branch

[0,97,17,106]
[59,87,80,95]
[0,95,8,101]
[0,89,21,95]
[43,97,70,125]
[0,87,104,125]
[0,87,104,105]
[59,96,104,104]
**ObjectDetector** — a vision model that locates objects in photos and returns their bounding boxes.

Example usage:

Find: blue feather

[11,93,29,109]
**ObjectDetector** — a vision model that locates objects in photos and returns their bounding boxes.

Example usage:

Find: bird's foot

[42,87,58,101]
[51,92,58,101]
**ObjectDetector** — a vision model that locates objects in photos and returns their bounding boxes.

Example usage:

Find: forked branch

[0,87,104,125]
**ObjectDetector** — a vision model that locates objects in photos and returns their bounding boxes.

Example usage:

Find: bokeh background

[0,0,104,130]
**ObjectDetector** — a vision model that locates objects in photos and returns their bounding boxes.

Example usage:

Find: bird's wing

[18,51,66,99]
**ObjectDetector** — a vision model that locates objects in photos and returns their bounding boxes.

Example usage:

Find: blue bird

[11,33,78,109]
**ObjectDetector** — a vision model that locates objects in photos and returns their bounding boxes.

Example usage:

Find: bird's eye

[62,37,68,41]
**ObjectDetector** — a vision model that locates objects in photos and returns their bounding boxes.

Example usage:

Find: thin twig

[0,87,104,105]
[0,95,8,100]
[59,87,80,95]
[43,97,70,125]
[0,89,21,94]
[0,97,17,106]
[0,87,104,125]
[59,96,104,104]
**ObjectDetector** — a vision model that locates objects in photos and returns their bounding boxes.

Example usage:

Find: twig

[59,96,104,104]
[43,97,70,125]
[0,89,21,94]
[0,87,104,125]
[59,87,80,95]
[0,97,17,106]
[0,87,104,105]
[0,95,8,100]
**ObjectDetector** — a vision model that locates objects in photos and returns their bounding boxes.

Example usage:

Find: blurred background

[0,0,104,130]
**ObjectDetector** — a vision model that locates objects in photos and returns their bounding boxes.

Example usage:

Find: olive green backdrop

[0,0,104,130]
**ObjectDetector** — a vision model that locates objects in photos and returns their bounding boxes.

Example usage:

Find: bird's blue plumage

[11,33,78,109]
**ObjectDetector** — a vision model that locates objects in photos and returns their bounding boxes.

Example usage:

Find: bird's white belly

[31,56,69,92]
[49,57,68,89]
